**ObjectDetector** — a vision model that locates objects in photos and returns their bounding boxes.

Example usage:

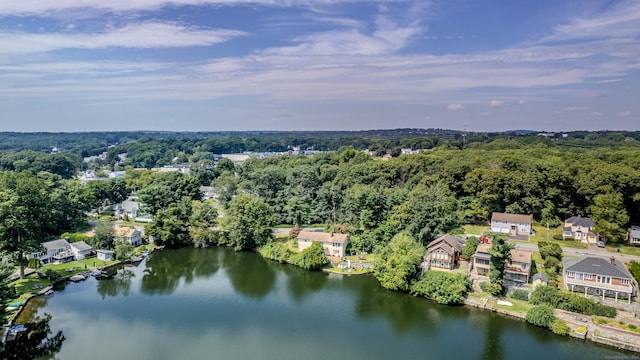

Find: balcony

[565,277,633,294]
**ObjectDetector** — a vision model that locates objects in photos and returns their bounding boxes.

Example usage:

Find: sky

[0,0,638,132]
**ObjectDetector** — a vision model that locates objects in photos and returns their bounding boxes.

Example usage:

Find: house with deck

[96,250,115,261]
[29,239,74,264]
[490,212,533,240]
[563,256,635,303]
[425,234,463,271]
[297,231,349,258]
[472,244,533,285]
[562,216,598,243]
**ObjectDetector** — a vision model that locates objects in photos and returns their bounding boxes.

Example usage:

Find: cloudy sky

[0,0,638,132]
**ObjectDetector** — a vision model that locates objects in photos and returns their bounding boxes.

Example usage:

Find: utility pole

[462,124,467,149]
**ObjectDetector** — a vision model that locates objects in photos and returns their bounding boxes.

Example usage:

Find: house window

[622,279,630,285]
[585,274,592,280]
[567,271,575,277]
[596,275,611,284]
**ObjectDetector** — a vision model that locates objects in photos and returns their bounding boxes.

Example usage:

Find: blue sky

[0,0,638,132]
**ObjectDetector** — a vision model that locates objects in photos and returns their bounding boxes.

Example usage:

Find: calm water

[17,247,630,360]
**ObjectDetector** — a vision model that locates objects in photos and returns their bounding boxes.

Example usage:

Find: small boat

[43,289,54,295]
[10,325,27,333]
[69,274,86,282]
[91,271,102,277]
[9,302,23,308]
[6,306,19,312]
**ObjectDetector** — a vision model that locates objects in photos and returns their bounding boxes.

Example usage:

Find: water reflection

[282,264,328,302]
[96,268,135,299]
[0,314,65,360]
[221,250,275,299]
[141,248,220,295]
[480,314,504,360]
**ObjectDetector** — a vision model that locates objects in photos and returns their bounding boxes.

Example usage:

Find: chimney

[610,257,616,266]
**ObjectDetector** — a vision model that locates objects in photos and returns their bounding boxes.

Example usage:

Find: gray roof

[70,241,92,252]
[565,216,594,228]
[630,226,640,238]
[42,239,71,251]
[96,249,115,254]
[121,200,140,213]
[563,257,631,279]
[427,234,463,255]
[532,273,549,282]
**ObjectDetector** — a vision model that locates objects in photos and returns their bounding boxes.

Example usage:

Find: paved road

[271,227,324,235]
[511,241,640,263]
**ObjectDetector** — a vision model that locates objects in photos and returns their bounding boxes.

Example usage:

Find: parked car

[597,240,605,248]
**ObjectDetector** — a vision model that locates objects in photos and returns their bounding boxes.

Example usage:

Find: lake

[16,247,630,360]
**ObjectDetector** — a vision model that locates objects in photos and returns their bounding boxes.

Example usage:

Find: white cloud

[490,100,504,108]
[447,103,464,110]
[562,106,589,112]
[541,0,640,42]
[0,0,403,16]
[618,111,632,117]
[591,111,603,117]
[0,22,246,54]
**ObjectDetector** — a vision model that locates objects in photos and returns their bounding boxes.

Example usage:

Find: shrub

[461,237,479,260]
[290,242,330,271]
[510,289,530,301]
[552,234,563,241]
[592,316,607,325]
[538,241,562,260]
[593,303,617,318]
[530,285,561,307]
[410,271,470,305]
[259,242,291,263]
[43,268,61,281]
[628,324,637,330]
[576,326,587,333]
[559,292,594,314]
[479,281,492,293]
[543,256,562,273]
[551,318,570,336]
[526,305,556,328]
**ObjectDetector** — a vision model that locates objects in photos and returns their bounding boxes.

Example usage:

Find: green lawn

[492,298,533,314]
[345,253,376,263]
[605,244,640,256]
[463,224,489,237]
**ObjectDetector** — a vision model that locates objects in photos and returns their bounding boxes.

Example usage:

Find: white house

[115,226,143,247]
[490,212,533,239]
[628,226,640,244]
[30,239,74,264]
[70,241,93,260]
[297,231,349,258]
[563,216,597,243]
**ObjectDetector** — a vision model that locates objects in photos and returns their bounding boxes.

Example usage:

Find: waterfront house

[628,226,640,244]
[490,212,533,240]
[504,249,532,284]
[96,250,115,261]
[115,226,143,247]
[563,256,635,303]
[70,241,93,260]
[472,244,491,277]
[30,239,74,264]
[562,216,598,243]
[472,245,533,285]
[425,234,463,271]
[297,231,349,258]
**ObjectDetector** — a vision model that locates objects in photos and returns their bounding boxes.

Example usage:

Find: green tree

[211,170,238,208]
[488,233,514,296]
[0,172,52,278]
[461,236,478,260]
[189,200,218,246]
[589,191,630,243]
[291,242,330,270]
[221,194,276,250]
[114,239,134,261]
[374,232,425,291]
[0,260,13,329]
[91,220,115,250]
[146,198,193,248]
[410,270,470,305]
[525,304,556,328]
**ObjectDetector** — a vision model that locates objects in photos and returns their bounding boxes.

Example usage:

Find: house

[563,216,598,243]
[199,186,216,200]
[425,234,463,271]
[563,257,635,303]
[115,226,143,247]
[532,273,549,290]
[472,244,533,285]
[628,226,640,244]
[504,249,532,284]
[472,244,491,277]
[96,250,115,261]
[70,241,93,260]
[30,239,74,264]
[115,198,140,218]
[297,231,349,258]
[490,212,533,240]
